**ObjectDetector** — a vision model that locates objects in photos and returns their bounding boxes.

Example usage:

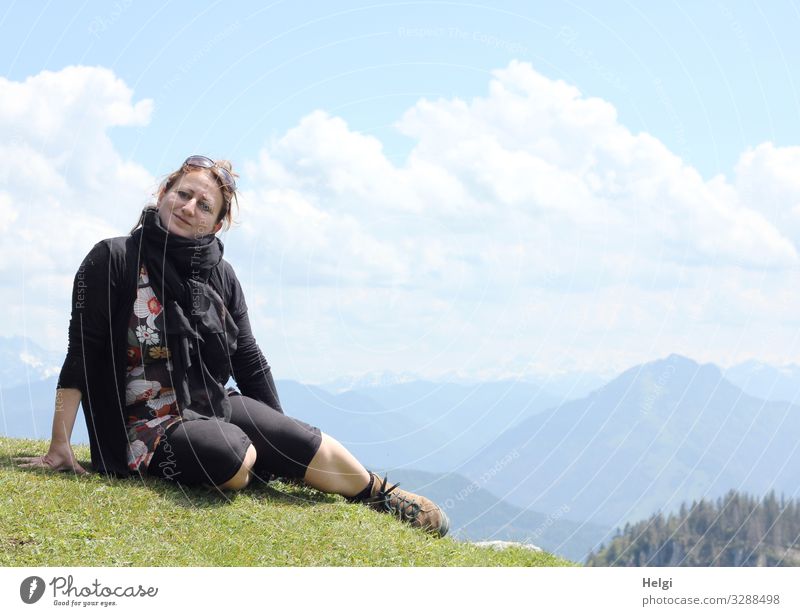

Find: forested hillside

[587,490,800,566]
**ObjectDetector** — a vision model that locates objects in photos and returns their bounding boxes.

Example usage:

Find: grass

[1,437,575,567]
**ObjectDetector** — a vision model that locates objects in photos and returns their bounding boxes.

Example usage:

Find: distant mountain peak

[645,354,721,378]
[316,370,422,394]
[592,353,726,406]
[723,358,800,403]
[664,352,696,364]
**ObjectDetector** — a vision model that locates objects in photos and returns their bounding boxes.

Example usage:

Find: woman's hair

[130,158,239,233]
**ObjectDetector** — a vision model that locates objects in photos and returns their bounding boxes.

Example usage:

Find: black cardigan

[57,230,283,477]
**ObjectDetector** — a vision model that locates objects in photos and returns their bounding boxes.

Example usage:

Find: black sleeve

[57,241,115,392]
[224,262,283,413]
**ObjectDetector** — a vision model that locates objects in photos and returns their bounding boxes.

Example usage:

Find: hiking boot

[363,472,450,537]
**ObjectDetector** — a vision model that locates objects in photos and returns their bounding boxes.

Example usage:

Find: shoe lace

[371,476,421,521]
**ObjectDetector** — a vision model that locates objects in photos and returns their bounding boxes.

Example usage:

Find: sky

[2,0,800,384]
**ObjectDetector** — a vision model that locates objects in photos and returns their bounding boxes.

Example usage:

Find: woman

[16,155,448,537]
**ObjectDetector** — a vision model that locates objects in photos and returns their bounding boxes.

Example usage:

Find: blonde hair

[131,158,240,233]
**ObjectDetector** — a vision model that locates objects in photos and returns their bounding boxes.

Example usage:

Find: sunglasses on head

[183,155,237,192]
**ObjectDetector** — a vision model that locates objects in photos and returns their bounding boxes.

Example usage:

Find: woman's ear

[213,221,223,234]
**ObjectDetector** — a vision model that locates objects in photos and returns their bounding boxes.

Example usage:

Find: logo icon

[20,576,46,604]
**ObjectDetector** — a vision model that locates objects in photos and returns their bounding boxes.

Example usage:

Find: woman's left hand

[15,441,88,475]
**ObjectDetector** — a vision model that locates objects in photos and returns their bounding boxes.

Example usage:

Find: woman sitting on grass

[16,155,448,538]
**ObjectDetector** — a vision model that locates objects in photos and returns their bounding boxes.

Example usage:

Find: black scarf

[134,206,239,422]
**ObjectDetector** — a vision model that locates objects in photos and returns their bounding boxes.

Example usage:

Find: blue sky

[5,1,799,177]
[2,1,800,383]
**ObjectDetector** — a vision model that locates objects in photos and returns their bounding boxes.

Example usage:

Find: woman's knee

[218,444,257,491]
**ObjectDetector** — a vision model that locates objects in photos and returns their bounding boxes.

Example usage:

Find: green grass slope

[1,438,574,567]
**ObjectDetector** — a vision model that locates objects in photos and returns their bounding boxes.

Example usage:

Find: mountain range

[381,468,610,562]
[3,334,799,562]
[723,359,800,404]
[462,354,800,529]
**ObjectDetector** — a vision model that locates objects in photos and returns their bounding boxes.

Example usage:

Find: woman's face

[157,170,224,238]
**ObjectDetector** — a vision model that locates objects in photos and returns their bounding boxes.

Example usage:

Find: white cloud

[0,65,151,142]
[396,61,796,268]
[734,142,800,242]
[0,67,154,227]
[0,192,18,235]
[0,66,154,346]
[6,61,800,382]
[239,62,800,301]
[227,60,800,381]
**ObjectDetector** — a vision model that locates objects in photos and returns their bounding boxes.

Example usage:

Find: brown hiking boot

[363,472,450,537]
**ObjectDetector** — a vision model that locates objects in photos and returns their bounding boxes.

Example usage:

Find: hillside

[463,354,800,526]
[587,490,800,566]
[0,437,573,567]
[723,360,800,403]
[385,469,611,562]
[342,379,564,465]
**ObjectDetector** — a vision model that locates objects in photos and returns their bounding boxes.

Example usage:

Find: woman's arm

[222,260,284,412]
[230,310,283,412]
[15,387,87,474]
[16,240,116,474]
[57,240,115,389]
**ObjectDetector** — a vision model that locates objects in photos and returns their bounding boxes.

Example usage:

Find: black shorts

[147,394,322,487]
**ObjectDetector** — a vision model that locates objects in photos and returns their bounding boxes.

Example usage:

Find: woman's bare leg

[302,432,450,537]
[303,433,370,497]
[219,444,257,490]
